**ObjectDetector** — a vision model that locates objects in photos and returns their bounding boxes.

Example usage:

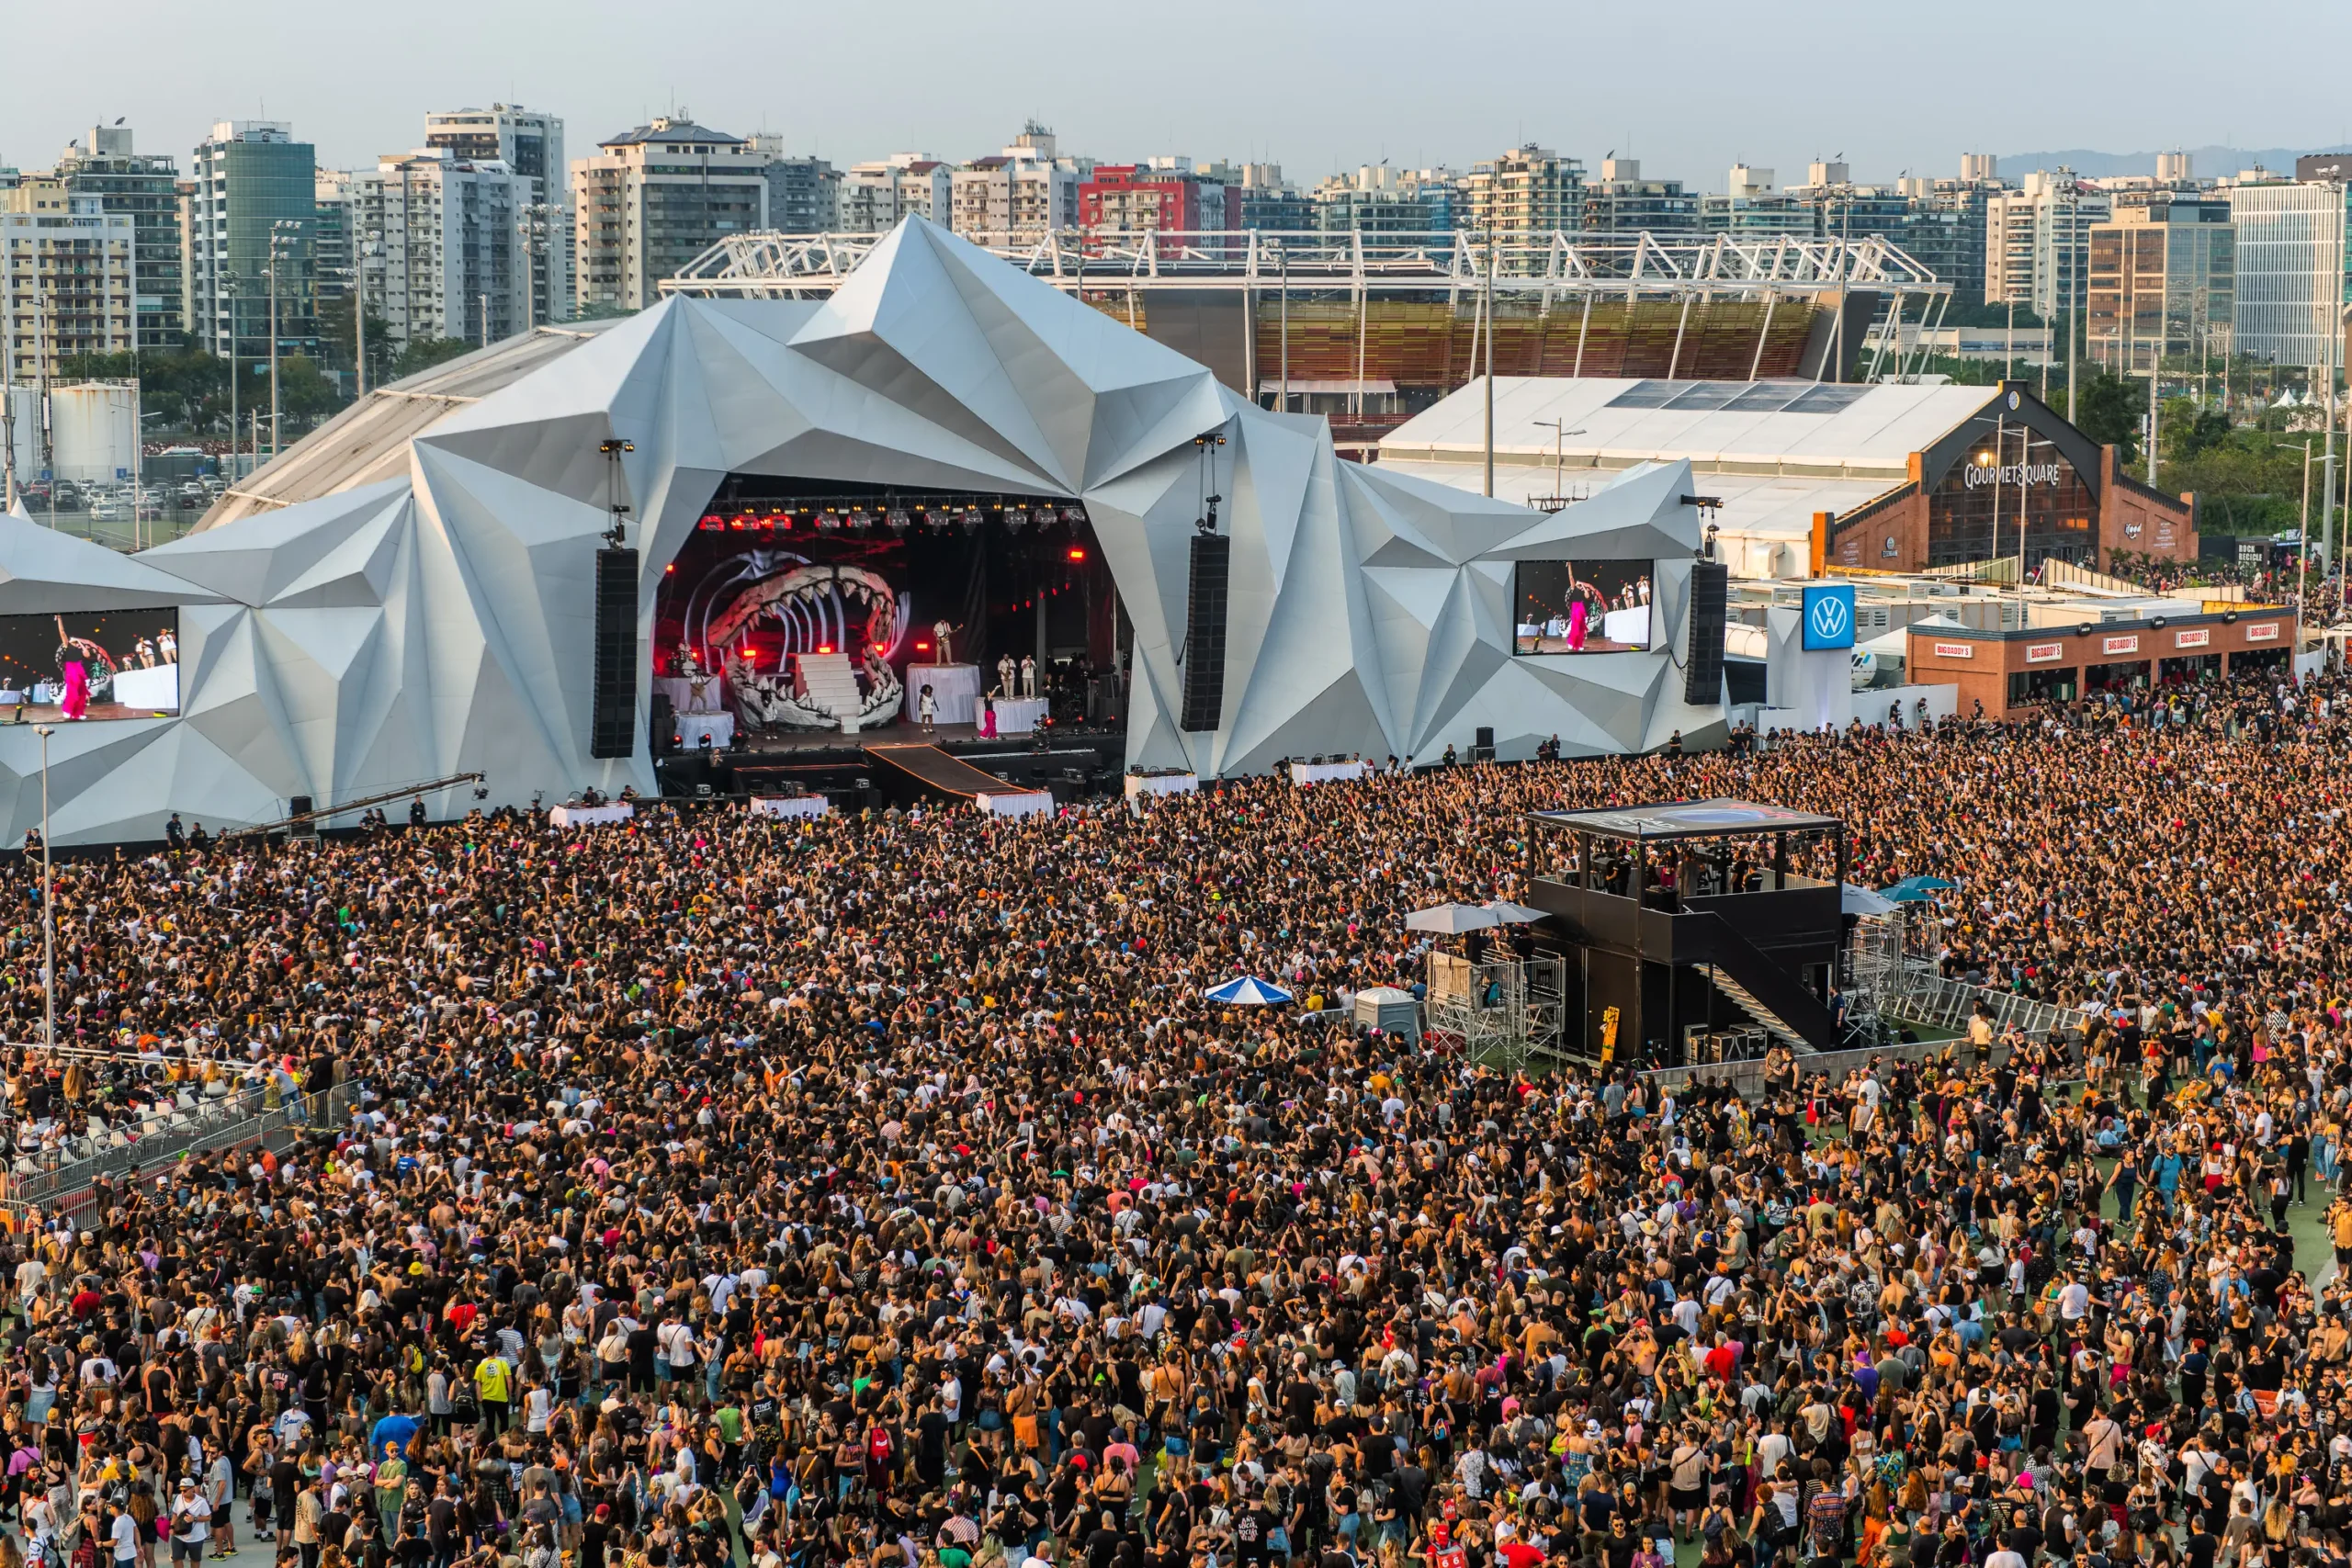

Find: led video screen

[1513,560,1656,654]
[0,610,181,720]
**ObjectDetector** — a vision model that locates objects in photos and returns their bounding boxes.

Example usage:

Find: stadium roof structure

[0,218,1725,845]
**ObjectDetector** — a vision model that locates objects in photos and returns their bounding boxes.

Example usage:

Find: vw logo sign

[1801,584,1856,650]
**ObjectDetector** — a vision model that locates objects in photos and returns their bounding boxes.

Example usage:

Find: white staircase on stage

[793,652,868,733]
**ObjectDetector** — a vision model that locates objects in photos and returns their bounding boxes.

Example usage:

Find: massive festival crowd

[0,666,2349,1568]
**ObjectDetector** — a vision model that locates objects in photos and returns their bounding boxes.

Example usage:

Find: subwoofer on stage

[592,547,639,758]
[649,693,676,756]
[1180,534,1229,732]
[1683,560,1728,706]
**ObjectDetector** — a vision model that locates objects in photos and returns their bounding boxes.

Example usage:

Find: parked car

[90,499,130,523]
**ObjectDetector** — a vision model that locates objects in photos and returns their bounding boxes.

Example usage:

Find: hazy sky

[10,0,2352,190]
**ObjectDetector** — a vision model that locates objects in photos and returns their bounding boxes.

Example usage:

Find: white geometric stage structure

[0,218,1724,845]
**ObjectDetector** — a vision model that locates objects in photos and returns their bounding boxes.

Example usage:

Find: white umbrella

[1482,899,1545,925]
[1404,902,1500,933]
[1841,883,1899,917]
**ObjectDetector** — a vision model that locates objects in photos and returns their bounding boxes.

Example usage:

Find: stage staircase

[1711,969,1812,1054]
[794,652,866,732]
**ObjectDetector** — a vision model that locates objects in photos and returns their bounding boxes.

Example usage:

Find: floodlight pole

[1483,228,1497,498]
[34,724,52,1054]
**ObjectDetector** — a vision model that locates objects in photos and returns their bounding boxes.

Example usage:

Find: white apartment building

[352,150,532,349]
[839,153,951,233]
[1984,170,2109,319]
[949,127,1080,244]
[425,104,571,324]
[1,197,137,385]
[2228,177,2350,372]
[571,115,769,312]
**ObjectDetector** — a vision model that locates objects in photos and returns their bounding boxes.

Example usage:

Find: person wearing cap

[166,1477,211,1568]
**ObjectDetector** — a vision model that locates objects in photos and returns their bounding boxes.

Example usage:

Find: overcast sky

[9,0,2352,190]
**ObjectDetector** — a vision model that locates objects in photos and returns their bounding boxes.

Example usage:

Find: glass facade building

[2086,193,2233,373]
[54,129,184,350]
[2227,178,2351,373]
[187,122,318,367]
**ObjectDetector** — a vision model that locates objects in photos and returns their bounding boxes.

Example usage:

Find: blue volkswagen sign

[1801,584,1855,650]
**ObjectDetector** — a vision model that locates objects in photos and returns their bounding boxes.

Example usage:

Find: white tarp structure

[0,218,1724,845]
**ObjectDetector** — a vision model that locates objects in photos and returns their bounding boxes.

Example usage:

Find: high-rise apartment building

[426,104,571,323]
[352,150,533,349]
[1464,145,1583,247]
[1080,165,1225,239]
[1311,165,1462,233]
[747,138,838,234]
[2228,175,2351,372]
[1984,170,2108,320]
[571,115,769,312]
[2086,190,2234,372]
[185,121,319,366]
[950,126,1080,244]
[1702,165,1809,235]
[1580,159,1700,237]
[53,126,184,350]
[1,188,137,383]
[838,154,950,233]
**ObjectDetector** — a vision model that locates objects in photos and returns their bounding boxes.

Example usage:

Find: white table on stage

[655,675,727,715]
[1290,760,1371,785]
[991,695,1049,734]
[976,790,1055,819]
[677,712,735,749]
[548,802,636,829]
[902,663,981,726]
[1125,772,1198,798]
[111,663,179,709]
[750,795,830,820]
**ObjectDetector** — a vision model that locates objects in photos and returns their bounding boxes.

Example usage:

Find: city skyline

[8,0,2352,195]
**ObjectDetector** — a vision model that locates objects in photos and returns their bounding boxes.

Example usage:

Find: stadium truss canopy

[0,218,1724,845]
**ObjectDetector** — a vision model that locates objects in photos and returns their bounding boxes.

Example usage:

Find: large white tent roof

[1383,376,1999,480]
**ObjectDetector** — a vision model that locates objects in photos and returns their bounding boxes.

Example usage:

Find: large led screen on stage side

[1512,560,1656,654]
[0,610,181,720]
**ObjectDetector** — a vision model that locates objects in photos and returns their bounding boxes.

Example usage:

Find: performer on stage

[918,683,938,735]
[157,627,177,664]
[933,620,956,665]
[59,650,90,721]
[997,653,1015,697]
[1020,655,1037,698]
[978,696,998,739]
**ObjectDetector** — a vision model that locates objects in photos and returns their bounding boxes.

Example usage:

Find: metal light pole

[354,239,380,398]
[267,219,301,458]
[1482,228,1497,498]
[33,724,52,1054]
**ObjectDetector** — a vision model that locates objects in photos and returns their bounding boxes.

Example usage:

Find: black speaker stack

[1179,534,1230,732]
[1682,561,1728,706]
[591,547,639,758]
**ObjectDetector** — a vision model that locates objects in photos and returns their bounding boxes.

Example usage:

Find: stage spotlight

[922,508,948,532]
[818,507,842,530]
[887,507,912,532]
[1059,505,1084,527]
[848,506,872,530]
[1006,506,1029,531]
[1066,546,1088,563]
[960,507,983,531]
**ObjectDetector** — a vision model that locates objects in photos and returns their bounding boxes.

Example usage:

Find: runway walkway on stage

[864,742,1022,800]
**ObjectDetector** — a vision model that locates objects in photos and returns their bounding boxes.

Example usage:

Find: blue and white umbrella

[1204,976,1295,1006]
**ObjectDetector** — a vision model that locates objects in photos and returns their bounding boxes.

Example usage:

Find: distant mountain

[1996,144,2352,179]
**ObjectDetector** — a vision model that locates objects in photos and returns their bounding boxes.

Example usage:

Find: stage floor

[694,717,1113,756]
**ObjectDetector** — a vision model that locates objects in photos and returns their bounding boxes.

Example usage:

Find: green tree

[390,336,476,378]
[273,354,345,430]
[2074,368,2141,468]
[574,300,639,322]
[316,293,396,393]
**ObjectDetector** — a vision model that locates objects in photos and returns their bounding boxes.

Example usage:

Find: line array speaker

[591,547,639,759]
[1683,560,1728,706]
[1179,534,1229,732]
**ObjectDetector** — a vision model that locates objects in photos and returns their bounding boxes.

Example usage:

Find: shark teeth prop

[707,564,905,731]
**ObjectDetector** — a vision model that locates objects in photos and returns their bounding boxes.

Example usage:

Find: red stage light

[1066,546,1087,562]
[665,564,675,574]
[913,640,930,652]
[819,644,833,654]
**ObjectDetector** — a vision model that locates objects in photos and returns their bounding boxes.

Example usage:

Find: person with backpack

[165,1478,211,1568]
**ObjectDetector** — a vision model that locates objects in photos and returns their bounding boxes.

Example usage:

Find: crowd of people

[0,665,2347,1568]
